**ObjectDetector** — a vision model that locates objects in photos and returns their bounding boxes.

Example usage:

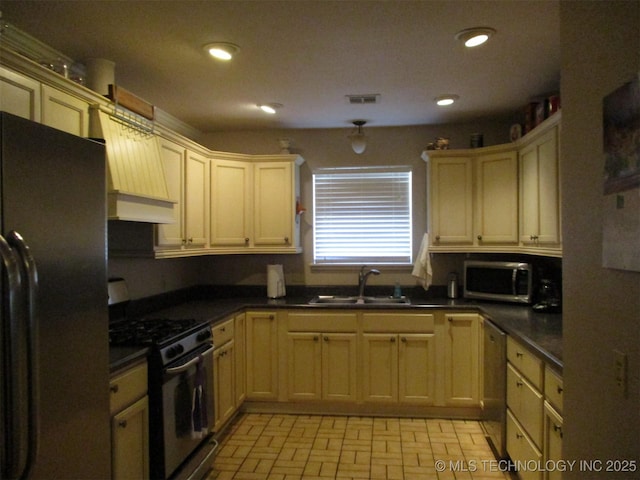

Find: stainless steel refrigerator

[1,112,111,479]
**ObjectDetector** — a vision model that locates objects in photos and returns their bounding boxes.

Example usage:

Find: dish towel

[191,356,209,439]
[412,233,433,290]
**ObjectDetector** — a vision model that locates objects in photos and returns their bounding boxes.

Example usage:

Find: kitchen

[1,2,639,480]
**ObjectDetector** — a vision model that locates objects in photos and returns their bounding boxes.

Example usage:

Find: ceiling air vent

[346,94,380,105]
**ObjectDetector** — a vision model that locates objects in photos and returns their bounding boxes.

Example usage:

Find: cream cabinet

[210,155,304,253]
[443,312,481,406]
[519,125,561,250]
[234,313,247,407]
[361,313,437,405]
[1,66,89,136]
[428,155,474,246]
[506,336,545,480]
[475,150,519,245]
[543,367,563,480]
[0,65,41,122]
[41,84,89,137]
[423,113,561,257]
[245,311,279,400]
[109,361,149,480]
[212,318,235,432]
[157,139,209,249]
[285,311,358,402]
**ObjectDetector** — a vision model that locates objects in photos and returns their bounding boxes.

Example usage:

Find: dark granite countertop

[109,295,562,373]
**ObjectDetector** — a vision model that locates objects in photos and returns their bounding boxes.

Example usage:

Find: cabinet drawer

[544,366,563,413]
[287,311,358,332]
[212,318,234,346]
[110,361,148,415]
[506,409,542,480]
[507,363,543,448]
[362,313,435,332]
[507,337,543,389]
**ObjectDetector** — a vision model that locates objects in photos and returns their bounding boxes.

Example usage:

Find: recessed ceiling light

[455,27,496,47]
[203,42,240,61]
[258,103,283,114]
[435,95,459,106]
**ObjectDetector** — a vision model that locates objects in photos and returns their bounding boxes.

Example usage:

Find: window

[313,167,412,264]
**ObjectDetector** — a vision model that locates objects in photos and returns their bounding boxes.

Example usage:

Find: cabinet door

[213,340,235,432]
[322,333,357,402]
[41,84,89,137]
[543,401,563,480]
[253,161,293,246]
[185,150,209,246]
[111,396,149,480]
[519,128,560,245]
[234,313,246,406]
[245,312,278,400]
[429,156,474,245]
[157,139,185,247]
[444,313,480,406]
[210,159,251,246]
[362,334,398,403]
[506,410,543,480]
[398,333,436,404]
[475,151,518,244]
[0,66,41,121]
[287,332,322,400]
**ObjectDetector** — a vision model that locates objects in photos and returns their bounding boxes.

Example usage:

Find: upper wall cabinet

[156,139,209,250]
[423,113,561,257]
[210,154,304,254]
[1,65,89,137]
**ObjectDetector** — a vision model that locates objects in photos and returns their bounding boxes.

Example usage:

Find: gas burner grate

[109,317,203,346]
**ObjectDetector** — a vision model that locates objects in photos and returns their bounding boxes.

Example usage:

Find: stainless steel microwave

[463,261,533,304]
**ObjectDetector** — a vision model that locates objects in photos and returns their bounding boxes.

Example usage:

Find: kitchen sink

[308,295,411,305]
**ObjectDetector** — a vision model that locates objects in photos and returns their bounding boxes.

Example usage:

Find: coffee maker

[533,278,562,312]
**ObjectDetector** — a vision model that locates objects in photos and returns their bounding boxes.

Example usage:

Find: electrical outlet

[614,349,628,396]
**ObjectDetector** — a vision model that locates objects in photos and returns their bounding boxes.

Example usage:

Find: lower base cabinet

[507,409,543,480]
[246,311,279,400]
[109,361,149,480]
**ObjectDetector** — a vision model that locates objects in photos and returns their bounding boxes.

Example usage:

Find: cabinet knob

[435,235,440,241]
[390,337,396,343]
[110,384,119,394]
[324,336,329,342]
[516,381,523,387]
[313,336,319,342]
[557,386,563,394]
[244,237,250,244]
[401,337,407,343]
[516,432,524,439]
[118,420,127,429]
[188,237,193,244]
[553,424,563,438]
[269,315,275,321]
[284,236,289,244]
[477,235,483,241]
[516,351,524,358]
[181,238,187,245]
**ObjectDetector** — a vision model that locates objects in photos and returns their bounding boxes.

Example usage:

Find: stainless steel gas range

[108,280,218,480]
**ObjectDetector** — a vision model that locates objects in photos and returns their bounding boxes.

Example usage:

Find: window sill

[309,263,414,272]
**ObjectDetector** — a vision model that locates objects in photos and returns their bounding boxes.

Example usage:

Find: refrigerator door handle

[7,231,40,480]
[0,233,29,480]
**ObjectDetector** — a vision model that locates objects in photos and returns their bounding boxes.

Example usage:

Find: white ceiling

[1,0,560,132]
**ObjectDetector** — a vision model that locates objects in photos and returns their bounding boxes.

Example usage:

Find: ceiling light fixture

[455,27,496,47]
[204,42,240,61]
[349,120,367,154]
[435,94,459,106]
[258,103,283,114]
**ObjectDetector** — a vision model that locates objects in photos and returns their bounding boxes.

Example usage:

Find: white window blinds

[313,167,412,264]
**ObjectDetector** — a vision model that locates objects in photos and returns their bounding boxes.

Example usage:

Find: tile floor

[208,413,512,480]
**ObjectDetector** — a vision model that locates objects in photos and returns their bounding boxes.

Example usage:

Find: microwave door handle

[7,231,40,479]
[0,233,30,480]
[512,269,518,296]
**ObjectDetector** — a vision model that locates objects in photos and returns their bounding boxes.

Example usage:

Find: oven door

[162,343,215,479]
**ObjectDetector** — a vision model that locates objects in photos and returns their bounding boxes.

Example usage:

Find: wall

[560,1,640,475]
[198,119,514,288]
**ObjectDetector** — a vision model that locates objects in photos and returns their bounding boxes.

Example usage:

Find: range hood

[90,105,176,223]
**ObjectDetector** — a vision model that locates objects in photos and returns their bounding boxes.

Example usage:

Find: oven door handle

[165,345,214,374]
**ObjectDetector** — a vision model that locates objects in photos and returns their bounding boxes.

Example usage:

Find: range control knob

[166,343,185,359]
[197,330,212,342]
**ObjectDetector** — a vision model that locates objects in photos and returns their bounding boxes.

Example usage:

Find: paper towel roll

[267,264,286,298]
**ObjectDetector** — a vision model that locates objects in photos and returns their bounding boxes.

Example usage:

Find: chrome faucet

[358,265,381,298]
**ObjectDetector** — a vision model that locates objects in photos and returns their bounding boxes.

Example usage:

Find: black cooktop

[109,318,204,347]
